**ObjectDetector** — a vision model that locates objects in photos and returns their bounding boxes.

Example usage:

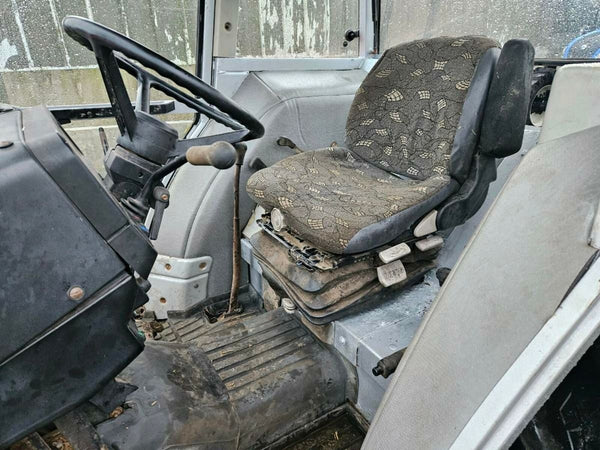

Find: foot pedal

[377,259,408,287]
[415,235,444,252]
[378,243,411,264]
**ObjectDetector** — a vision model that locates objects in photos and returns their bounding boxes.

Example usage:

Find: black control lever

[98,127,109,155]
[148,186,169,240]
[122,140,238,225]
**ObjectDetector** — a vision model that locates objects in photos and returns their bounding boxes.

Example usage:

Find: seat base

[249,231,437,324]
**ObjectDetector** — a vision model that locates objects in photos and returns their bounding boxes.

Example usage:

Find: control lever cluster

[128,141,238,241]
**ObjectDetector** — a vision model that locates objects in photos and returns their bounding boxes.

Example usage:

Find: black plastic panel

[0,106,156,446]
[0,275,144,447]
[21,107,156,277]
[0,110,125,362]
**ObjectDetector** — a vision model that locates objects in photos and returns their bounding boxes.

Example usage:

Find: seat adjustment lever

[276,136,303,154]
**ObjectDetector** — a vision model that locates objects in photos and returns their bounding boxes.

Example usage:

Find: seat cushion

[247,147,457,254]
[345,36,499,180]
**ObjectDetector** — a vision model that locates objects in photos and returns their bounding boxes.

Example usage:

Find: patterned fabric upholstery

[247,147,453,253]
[247,36,499,254]
[346,36,499,179]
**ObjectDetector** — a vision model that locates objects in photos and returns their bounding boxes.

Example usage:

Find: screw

[160,193,169,201]
[68,286,85,301]
[165,263,172,270]
[159,297,167,304]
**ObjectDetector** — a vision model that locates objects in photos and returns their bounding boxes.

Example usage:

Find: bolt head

[68,286,85,301]
[160,193,169,201]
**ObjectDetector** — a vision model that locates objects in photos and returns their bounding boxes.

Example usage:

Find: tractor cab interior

[3,0,600,448]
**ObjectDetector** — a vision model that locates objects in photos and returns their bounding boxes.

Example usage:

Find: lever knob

[186,141,237,169]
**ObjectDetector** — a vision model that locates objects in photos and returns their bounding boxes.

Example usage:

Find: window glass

[0,0,198,172]
[380,0,600,58]
[236,0,359,57]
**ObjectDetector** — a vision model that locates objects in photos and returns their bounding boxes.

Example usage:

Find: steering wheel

[63,16,263,161]
[62,16,264,223]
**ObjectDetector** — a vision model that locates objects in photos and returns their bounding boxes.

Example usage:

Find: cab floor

[98,300,351,449]
[280,410,364,450]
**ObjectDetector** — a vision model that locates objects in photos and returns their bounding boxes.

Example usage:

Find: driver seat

[247,37,534,256]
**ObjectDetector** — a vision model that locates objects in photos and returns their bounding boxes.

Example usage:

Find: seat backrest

[345,36,500,182]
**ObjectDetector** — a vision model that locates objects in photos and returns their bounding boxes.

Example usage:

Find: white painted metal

[358,0,375,58]
[146,255,213,319]
[215,56,364,73]
[200,0,216,84]
[452,256,600,449]
[333,270,442,420]
[589,198,600,249]
[213,0,240,57]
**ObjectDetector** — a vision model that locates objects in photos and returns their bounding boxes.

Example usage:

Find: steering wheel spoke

[63,15,264,149]
[116,54,245,132]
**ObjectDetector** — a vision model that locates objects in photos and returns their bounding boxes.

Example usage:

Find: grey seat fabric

[247,36,500,254]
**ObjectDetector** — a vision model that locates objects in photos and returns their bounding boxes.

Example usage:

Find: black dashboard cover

[0,106,156,446]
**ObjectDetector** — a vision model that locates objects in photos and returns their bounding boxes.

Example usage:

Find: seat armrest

[479,39,535,158]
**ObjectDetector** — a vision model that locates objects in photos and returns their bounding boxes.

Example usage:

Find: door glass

[236,0,359,57]
[0,0,198,173]
[380,0,600,58]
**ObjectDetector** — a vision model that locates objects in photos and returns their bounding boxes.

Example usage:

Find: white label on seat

[377,260,408,288]
[379,243,411,264]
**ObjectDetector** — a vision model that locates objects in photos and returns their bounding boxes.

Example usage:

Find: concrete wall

[380,0,600,58]
[0,0,198,171]
[237,0,358,57]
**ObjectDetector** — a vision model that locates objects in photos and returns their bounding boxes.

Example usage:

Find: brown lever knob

[186,141,237,169]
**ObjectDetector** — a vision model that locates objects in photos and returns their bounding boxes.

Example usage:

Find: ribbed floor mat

[160,307,261,344]
[100,308,350,449]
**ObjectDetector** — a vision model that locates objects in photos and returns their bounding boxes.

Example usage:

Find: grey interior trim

[364,125,600,449]
[538,63,600,144]
[155,69,367,301]
[438,127,540,269]
[453,256,600,449]
[214,57,364,73]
